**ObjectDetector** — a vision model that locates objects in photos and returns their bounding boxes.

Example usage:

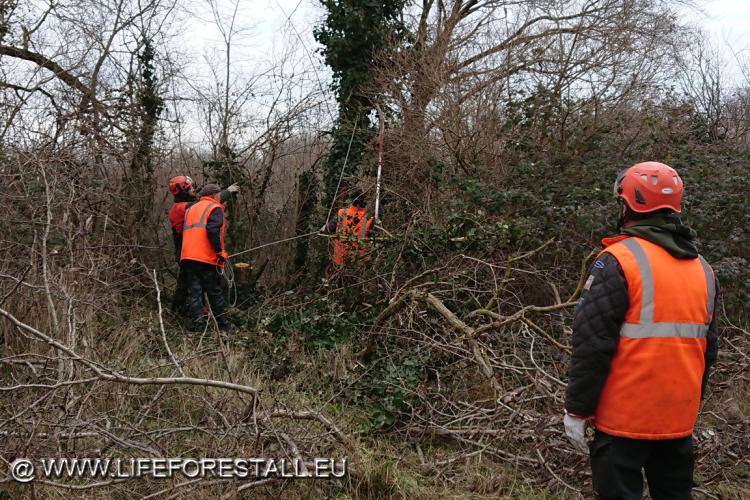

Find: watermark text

[10,457,347,483]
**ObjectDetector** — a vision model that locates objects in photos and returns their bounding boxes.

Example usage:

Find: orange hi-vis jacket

[594,236,716,439]
[168,201,189,233]
[332,206,373,266]
[180,196,226,267]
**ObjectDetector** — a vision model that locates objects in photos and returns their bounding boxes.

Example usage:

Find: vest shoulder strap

[184,199,219,230]
[606,236,714,338]
[697,254,716,324]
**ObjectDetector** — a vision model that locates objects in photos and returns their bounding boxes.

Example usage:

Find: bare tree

[375,1,688,166]
[676,31,727,141]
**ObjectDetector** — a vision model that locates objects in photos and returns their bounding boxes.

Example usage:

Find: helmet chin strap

[616,199,627,232]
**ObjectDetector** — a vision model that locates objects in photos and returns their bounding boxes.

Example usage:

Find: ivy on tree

[131,36,164,181]
[314,0,408,209]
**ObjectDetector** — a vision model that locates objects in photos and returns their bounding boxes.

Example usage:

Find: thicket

[1,0,749,498]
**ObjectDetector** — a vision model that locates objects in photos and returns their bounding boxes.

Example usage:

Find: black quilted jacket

[564,249,719,417]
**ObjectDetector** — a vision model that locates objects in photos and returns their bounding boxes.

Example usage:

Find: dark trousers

[590,430,694,500]
[182,260,226,328]
[170,262,189,313]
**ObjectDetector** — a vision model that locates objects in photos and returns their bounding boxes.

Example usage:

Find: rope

[228,122,358,260]
[214,112,361,317]
[325,123,358,224]
[228,230,320,259]
[216,259,238,307]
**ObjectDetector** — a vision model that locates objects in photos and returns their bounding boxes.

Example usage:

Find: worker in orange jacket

[564,162,719,499]
[166,176,238,315]
[180,183,234,332]
[321,187,377,267]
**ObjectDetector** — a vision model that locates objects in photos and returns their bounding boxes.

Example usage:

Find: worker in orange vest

[180,183,235,331]
[564,162,719,499]
[321,187,376,267]
[166,176,238,315]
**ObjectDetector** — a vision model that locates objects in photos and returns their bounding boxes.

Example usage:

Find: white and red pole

[374,105,385,221]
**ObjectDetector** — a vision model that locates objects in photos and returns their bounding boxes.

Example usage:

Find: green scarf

[621,215,699,259]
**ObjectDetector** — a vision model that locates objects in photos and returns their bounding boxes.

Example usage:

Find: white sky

[701,0,750,51]
[180,0,323,79]
[686,0,750,84]
[181,0,750,86]
[161,0,750,147]
[170,0,334,146]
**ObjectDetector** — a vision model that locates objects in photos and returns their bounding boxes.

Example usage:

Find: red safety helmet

[614,162,683,213]
[168,175,194,196]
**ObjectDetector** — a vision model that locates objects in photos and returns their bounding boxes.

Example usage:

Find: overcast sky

[700,0,750,50]
[690,0,750,84]
[180,0,322,76]
[181,0,750,84]
[166,0,750,146]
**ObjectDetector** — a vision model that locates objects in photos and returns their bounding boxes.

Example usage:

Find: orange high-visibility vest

[332,206,373,266]
[594,236,716,440]
[180,196,225,267]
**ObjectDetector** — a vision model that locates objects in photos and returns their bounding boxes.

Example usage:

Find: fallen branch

[566,248,598,303]
[151,269,185,377]
[420,291,502,393]
[535,448,580,493]
[0,307,258,396]
[259,409,353,449]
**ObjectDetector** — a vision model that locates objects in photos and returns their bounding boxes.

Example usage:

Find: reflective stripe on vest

[618,238,714,339]
[336,208,368,237]
[698,255,716,324]
[183,201,218,231]
[359,214,368,239]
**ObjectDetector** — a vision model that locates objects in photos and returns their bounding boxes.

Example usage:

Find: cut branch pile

[358,240,749,496]
[0,268,356,498]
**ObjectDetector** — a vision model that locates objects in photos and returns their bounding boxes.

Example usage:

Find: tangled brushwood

[1,162,749,497]
[2,0,750,497]
[333,245,750,498]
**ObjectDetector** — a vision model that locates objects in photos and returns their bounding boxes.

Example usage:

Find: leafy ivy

[314,0,409,208]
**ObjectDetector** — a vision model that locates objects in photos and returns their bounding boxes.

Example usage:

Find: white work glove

[564,413,589,453]
[227,183,240,194]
